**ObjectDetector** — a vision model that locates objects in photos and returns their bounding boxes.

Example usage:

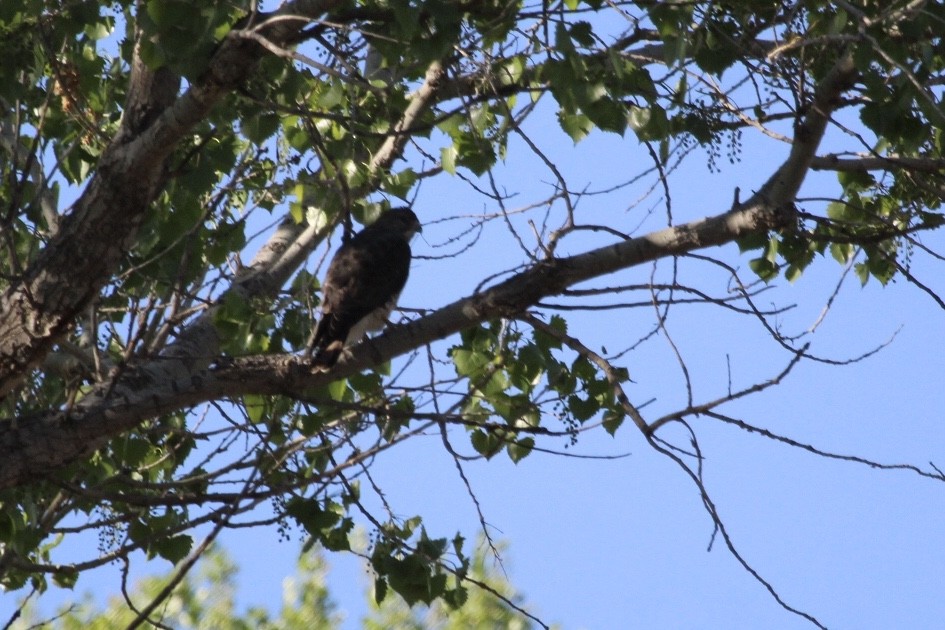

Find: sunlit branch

[810,153,945,173]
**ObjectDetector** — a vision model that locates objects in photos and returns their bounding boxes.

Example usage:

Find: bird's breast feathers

[344,294,401,345]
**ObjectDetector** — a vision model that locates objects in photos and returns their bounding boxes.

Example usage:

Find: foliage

[10,541,535,629]
[0,0,944,627]
[365,538,537,630]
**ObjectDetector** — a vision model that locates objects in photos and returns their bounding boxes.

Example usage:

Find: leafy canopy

[1,0,944,626]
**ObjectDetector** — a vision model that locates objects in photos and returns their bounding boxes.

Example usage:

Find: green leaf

[507,437,535,463]
[441,145,458,174]
[558,110,594,143]
[584,97,628,135]
[602,410,624,435]
[628,106,652,133]
[785,264,803,283]
[830,242,854,264]
[113,436,153,467]
[286,497,341,536]
[385,554,442,606]
[374,576,389,604]
[451,347,492,377]
[243,114,280,144]
[443,584,469,609]
[415,531,448,559]
[454,135,497,175]
[826,201,849,221]
[318,80,345,109]
[128,519,152,548]
[497,56,525,86]
[629,104,668,140]
[154,534,193,564]
[838,169,875,190]
[83,21,111,40]
[52,567,79,589]
[470,429,503,459]
[382,168,418,197]
[570,21,595,48]
[532,315,566,350]
[864,249,897,285]
[749,256,778,282]
[509,343,545,391]
[244,394,267,424]
[854,261,870,286]
[323,518,353,552]
[571,355,596,381]
[555,22,574,55]
[437,113,464,139]
[568,394,600,421]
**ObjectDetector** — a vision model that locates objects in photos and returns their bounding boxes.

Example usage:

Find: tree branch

[0,0,345,398]
[0,29,860,492]
[811,153,945,173]
[0,200,825,488]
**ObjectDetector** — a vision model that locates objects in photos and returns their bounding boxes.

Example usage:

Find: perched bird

[306,208,422,369]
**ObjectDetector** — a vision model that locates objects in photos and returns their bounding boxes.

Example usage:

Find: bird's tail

[309,339,344,371]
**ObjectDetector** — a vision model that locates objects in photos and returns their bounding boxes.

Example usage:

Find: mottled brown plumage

[307,208,421,369]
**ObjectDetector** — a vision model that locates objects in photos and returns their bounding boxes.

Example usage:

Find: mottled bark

[0,1,342,398]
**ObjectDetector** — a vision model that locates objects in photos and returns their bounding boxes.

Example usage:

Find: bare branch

[811,153,945,173]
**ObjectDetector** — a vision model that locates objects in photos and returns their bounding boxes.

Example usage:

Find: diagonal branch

[0,0,345,398]
[0,45,859,491]
[0,204,826,488]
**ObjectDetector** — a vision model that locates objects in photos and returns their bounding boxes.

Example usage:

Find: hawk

[306,208,422,369]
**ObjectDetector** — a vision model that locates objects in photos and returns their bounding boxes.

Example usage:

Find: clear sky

[7,6,945,630]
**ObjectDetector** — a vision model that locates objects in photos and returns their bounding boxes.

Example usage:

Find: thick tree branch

[811,153,945,173]
[759,51,856,203]
[0,206,819,488]
[0,0,344,398]
[0,37,859,491]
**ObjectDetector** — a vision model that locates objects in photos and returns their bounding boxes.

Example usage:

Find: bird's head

[381,207,422,239]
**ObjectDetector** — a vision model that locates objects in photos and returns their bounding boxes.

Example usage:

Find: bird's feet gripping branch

[305,208,422,371]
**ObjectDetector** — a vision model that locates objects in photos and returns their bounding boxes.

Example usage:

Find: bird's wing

[309,231,412,365]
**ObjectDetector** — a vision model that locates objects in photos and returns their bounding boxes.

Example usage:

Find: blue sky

[225,95,945,628]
